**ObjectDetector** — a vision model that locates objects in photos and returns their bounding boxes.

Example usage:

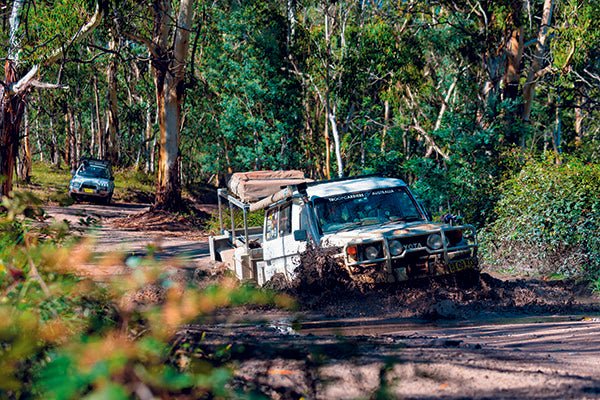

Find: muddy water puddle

[297,313,600,336]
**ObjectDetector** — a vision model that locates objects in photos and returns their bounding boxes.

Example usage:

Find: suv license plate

[83,188,94,194]
[448,258,476,273]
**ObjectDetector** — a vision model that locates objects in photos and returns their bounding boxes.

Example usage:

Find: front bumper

[340,225,479,283]
[69,187,112,198]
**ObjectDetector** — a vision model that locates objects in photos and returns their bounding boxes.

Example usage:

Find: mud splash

[272,246,598,320]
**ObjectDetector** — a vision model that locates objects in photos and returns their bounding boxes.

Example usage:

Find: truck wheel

[456,268,480,288]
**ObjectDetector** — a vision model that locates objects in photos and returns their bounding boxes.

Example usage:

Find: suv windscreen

[77,165,110,179]
[314,187,424,234]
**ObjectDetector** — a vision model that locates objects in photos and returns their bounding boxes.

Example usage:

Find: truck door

[262,202,305,281]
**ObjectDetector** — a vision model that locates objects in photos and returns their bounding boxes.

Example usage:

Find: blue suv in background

[69,158,114,204]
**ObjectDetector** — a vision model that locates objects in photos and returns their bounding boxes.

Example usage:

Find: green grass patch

[112,168,156,203]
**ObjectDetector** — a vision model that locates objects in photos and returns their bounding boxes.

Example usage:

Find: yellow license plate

[83,188,94,194]
[448,258,477,273]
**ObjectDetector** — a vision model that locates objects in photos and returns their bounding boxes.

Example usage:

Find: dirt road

[45,202,210,275]
[184,312,600,399]
[46,202,600,399]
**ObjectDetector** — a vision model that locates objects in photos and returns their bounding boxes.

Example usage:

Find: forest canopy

[0,0,598,221]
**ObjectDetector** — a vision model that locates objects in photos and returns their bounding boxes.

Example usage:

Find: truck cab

[209,172,478,286]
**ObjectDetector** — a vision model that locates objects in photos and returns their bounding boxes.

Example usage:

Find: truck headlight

[427,234,448,250]
[364,245,380,260]
[389,240,404,256]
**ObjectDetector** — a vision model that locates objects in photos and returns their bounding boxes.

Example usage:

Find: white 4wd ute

[209,171,478,285]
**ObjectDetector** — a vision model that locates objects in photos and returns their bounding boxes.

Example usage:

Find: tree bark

[67,106,77,172]
[328,107,343,178]
[522,0,554,122]
[0,61,27,197]
[105,30,120,164]
[381,99,389,153]
[574,94,584,147]
[92,75,103,158]
[152,0,194,211]
[503,6,524,101]
[17,106,32,183]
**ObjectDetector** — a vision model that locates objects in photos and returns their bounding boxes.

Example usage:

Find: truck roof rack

[305,173,381,187]
[79,157,111,168]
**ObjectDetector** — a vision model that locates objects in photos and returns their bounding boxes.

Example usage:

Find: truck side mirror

[293,229,308,241]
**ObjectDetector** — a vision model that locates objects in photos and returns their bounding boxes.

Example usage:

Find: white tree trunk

[328,107,343,178]
[153,0,194,210]
[522,0,554,122]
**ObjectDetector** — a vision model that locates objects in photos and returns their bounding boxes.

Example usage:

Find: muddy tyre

[455,268,481,288]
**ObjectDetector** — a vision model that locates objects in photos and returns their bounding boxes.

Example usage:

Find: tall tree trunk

[553,94,562,161]
[144,103,153,173]
[76,113,82,162]
[17,106,32,183]
[93,75,104,158]
[35,116,43,162]
[0,0,26,198]
[503,7,524,102]
[522,0,554,122]
[105,31,120,164]
[152,0,194,211]
[50,119,60,167]
[328,107,343,178]
[2,76,26,192]
[323,115,331,179]
[574,94,584,147]
[90,107,95,156]
[67,106,77,172]
[381,99,389,153]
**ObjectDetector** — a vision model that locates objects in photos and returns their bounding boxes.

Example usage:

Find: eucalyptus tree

[116,0,195,210]
[0,0,104,198]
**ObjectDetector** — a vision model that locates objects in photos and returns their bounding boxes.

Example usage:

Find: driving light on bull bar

[427,233,444,250]
[388,240,404,256]
[364,245,380,260]
[346,245,358,262]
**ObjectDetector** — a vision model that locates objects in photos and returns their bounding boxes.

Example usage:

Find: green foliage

[186,0,302,178]
[481,157,600,278]
[0,191,290,398]
[205,207,265,235]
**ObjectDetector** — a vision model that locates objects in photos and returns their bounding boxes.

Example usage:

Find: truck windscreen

[313,188,424,234]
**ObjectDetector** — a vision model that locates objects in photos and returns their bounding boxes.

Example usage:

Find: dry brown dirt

[46,202,600,399]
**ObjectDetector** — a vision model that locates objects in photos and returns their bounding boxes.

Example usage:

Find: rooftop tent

[227,170,311,203]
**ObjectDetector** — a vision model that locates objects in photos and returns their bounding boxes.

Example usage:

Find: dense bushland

[482,157,600,282]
